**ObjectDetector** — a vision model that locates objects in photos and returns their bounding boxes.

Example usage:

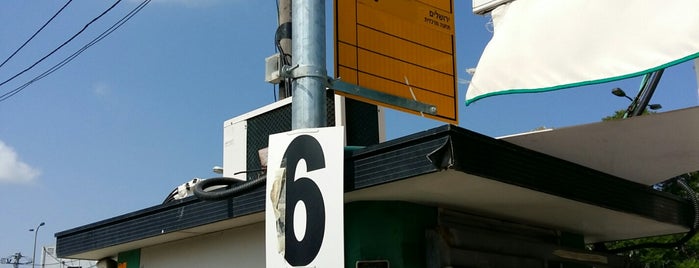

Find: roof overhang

[56,125,694,260]
[65,213,264,260]
[502,106,699,185]
[346,170,686,243]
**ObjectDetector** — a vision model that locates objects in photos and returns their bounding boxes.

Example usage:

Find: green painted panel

[345,201,437,268]
[117,249,140,268]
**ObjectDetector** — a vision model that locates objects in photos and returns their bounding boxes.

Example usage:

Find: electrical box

[222,96,385,180]
[265,53,282,84]
[472,0,514,14]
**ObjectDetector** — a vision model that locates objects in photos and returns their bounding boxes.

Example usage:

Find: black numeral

[283,135,326,266]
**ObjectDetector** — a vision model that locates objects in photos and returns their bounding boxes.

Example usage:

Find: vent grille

[245,94,341,180]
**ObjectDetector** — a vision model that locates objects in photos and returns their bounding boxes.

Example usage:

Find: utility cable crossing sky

[0,0,122,90]
[0,0,73,70]
[0,0,151,103]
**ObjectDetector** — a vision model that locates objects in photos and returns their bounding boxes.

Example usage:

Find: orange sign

[334,0,457,124]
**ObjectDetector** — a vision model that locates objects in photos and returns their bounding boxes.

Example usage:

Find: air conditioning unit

[222,96,384,180]
[472,0,515,14]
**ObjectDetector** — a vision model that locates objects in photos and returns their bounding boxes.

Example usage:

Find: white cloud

[0,140,40,184]
[92,82,111,97]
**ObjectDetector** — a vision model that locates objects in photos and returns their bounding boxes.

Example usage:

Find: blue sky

[0,0,697,260]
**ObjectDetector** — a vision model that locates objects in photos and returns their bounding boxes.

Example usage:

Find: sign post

[265,127,345,267]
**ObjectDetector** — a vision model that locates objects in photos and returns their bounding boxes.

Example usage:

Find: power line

[0,0,122,89]
[0,0,73,70]
[0,0,146,102]
[0,0,151,103]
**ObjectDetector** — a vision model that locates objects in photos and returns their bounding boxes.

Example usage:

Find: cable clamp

[281,64,328,80]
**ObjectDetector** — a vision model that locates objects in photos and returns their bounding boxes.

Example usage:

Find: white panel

[376,106,386,142]
[466,0,699,104]
[223,120,247,180]
[141,222,265,268]
[265,53,281,84]
[221,98,293,180]
[502,106,699,185]
[266,127,345,267]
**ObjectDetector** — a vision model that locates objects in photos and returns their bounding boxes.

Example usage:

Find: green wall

[117,249,140,268]
[345,201,437,268]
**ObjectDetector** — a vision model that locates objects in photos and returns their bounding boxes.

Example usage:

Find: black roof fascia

[55,187,264,258]
[55,125,694,258]
[444,125,693,226]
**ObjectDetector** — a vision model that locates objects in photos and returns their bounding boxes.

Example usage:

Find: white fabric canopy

[466,0,699,105]
[501,106,699,185]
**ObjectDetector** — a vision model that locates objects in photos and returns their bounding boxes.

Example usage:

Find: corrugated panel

[246,104,291,180]
[349,137,447,189]
[344,98,379,146]
[245,95,339,180]
[56,187,264,257]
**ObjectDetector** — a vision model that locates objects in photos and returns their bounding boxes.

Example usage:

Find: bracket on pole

[282,64,328,80]
[328,79,437,115]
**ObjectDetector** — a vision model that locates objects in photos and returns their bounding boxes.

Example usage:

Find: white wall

[141,222,265,268]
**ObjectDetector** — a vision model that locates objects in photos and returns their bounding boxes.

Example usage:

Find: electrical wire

[0,0,150,103]
[193,176,266,201]
[272,9,278,102]
[0,0,142,102]
[193,169,267,201]
[42,245,99,268]
[0,0,73,70]
[273,0,292,98]
[277,41,292,97]
[275,27,292,98]
[0,0,122,90]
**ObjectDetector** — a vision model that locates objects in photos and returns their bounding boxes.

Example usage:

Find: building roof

[55,125,694,260]
[502,106,699,185]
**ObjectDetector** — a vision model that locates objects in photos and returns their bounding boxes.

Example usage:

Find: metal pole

[13,253,21,268]
[277,0,292,99]
[41,246,45,268]
[31,222,44,268]
[291,0,326,129]
[631,69,664,117]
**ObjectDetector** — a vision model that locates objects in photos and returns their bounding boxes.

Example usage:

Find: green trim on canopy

[465,52,699,106]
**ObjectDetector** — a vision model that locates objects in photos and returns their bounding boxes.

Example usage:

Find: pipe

[291,0,326,129]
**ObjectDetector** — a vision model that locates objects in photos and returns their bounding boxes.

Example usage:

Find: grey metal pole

[41,246,45,268]
[277,0,292,99]
[291,0,326,129]
[30,222,44,268]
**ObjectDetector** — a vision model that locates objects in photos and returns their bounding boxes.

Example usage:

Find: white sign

[265,127,345,267]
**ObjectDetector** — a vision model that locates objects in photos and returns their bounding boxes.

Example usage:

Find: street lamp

[29,222,45,267]
[611,87,633,101]
[611,87,662,110]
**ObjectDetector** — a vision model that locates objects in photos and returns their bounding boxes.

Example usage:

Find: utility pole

[277,0,292,99]
[1,252,31,268]
[291,0,326,129]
